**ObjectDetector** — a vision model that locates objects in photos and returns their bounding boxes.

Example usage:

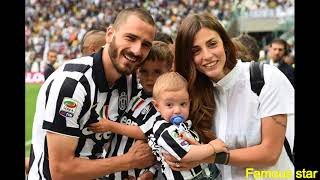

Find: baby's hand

[209,139,229,153]
[88,118,111,133]
[137,171,154,180]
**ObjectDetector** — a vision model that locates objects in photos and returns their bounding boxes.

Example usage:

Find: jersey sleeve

[259,64,295,118]
[138,105,159,136]
[42,75,88,137]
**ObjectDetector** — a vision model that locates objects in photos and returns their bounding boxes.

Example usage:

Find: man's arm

[89,118,146,139]
[47,131,154,180]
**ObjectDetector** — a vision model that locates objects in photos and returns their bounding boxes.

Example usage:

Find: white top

[212,60,294,180]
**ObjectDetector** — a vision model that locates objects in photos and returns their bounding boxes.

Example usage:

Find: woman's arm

[163,148,216,171]
[164,114,287,170]
[181,144,215,161]
[228,114,287,167]
[182,138,228,162]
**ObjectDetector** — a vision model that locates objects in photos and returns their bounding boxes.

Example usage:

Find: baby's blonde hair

[153,72,188,99]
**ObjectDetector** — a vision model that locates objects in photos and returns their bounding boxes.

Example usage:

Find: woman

[168,13,294,180]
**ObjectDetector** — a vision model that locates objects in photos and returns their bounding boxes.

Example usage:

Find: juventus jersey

[146,113,213,180]
[104,90,157,180]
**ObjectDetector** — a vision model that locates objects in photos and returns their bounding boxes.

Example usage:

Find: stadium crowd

[25,0,294,73]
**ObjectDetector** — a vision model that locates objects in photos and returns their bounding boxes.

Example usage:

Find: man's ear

[152,99,160,112]
[106,26,115,43]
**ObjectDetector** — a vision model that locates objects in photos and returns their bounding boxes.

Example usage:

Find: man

[154,32,175,70]
[284,54,295,69]
[80,26,106,56]
[233,34,260,61]
[43,50,58,80]
[264,38,295,87]
[28,8,156,180]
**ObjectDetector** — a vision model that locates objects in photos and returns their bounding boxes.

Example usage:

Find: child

[147,72,227,179]
[89,41,173,179]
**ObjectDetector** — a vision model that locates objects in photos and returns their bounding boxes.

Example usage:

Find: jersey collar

[92,48,109,92]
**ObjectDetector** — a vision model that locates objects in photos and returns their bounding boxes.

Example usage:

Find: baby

[148,72,228,179]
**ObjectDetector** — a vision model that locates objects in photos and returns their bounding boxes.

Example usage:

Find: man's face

[107,15,155,75]
[47,51,57,64]
[268,43,286,62]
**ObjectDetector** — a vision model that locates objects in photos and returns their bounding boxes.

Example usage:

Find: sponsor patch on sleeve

[59,97,79,118]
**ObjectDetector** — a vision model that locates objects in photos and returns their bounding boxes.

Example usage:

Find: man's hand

[88,118,111,133]
[127,140,156,169]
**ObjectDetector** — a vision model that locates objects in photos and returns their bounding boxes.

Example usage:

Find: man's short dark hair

[235,34,260,60]
[80,27,106,54]
[113,8,155,30]
[155,32,174,44]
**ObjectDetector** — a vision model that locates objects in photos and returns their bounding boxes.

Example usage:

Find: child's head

[152,72,190,121]
[137,41,173,94]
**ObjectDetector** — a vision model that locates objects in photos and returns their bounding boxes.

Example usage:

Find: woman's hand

[162,152,202,171]
[209,138,229,153]
[163,132,206,171]
[180,132,200,145]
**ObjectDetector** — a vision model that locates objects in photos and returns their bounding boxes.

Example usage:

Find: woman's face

[192,27,228,82]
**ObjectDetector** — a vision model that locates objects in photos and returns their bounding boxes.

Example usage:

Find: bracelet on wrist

[208,143,216,156]
[225,152,230,165]
[214,152,230,165]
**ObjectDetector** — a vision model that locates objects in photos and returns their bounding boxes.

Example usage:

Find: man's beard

[108,37,142,75]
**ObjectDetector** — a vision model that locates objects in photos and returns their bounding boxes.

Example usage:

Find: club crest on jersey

[141,105,150,115]
[59,97,78,118]
[170,130,189,147]
[118,92,127,110]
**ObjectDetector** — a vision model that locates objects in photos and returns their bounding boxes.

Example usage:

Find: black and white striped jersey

[28,49,138,180]
[146,112,212,180]
[104,90,157,180]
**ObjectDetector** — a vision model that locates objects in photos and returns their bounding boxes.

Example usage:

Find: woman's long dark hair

[175,13,237,143]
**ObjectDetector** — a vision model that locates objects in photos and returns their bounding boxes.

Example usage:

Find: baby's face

[154,88,190,122]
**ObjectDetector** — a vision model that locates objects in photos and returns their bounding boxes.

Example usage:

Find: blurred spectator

[25,51,36,71]
[232,38,254,62]
[233,34,260,61]
[30,53,43,72]
[155,32,175,70]
[155,32,174,45]
[284,54,295,69]
[155,32,174,52]
[263,38,295,87]
[80,26,106,56]
[43,50,58,80]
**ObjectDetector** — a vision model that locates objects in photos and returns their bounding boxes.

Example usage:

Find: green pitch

[25,83,41,157]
